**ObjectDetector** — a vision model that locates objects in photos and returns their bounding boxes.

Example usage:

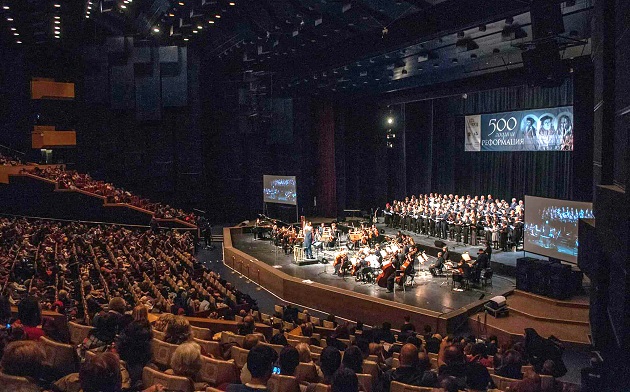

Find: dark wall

[584,0,630,389]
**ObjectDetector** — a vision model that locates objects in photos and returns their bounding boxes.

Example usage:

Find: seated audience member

[331,368,359,392]
[243,334,260,351]
[237,315,256,336]
[16,296,45,341]
[468,342,493,368]
[278,346,300,376]
[164,316,192,345]
[131,305,149,325]
[116,320,153,387]
[94,297,131,334]
[425,334,441,354]
[0,341,47,389]
[81,311,118,352]
[269,332,288,346]
[295,342,314,363]
[166,342,208,390]
[318,346,342,385]
[400,315,415,334]
[373,322,395,344]
[383,343,437,389]
[228,345,278,392]
[152,313,176,332]
[496,349,524,380]
[341,346,364,374]
[438,340,493,391]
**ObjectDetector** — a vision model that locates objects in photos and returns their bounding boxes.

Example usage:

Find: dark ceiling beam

[350,0,395,25]
[271,0,531,79]
[401,0,435,8]
[285,0,361,34]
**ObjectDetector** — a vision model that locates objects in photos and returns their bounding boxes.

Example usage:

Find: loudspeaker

[516,257,537,291]
[487,295,507,309]
[530,0,564,40]
[434,240,446,248]
[521,41,567,87]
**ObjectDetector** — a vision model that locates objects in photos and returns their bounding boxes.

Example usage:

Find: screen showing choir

[263,175,297,205]
[524,195,594,263]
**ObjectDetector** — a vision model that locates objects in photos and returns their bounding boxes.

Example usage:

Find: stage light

[208,20,214,24]
[120,4,126,8]
[2,5,8,10]
[178,1,184,5]
[6,17,13,21]
[54,16,60,19]
[16,40,21,44]
[54,3,61,8]
[215,14,221,18]
[55,20,60,24]
[387,117,394,125]
[192,30,198,33]
[184,37,189,41]
[229,2,236,5]
[13,32,18,36]
[196,25,202,29]
[10,27,15,30]
[54,26,60,29]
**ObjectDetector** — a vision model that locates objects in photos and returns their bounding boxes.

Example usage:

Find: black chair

[481,268,493,287]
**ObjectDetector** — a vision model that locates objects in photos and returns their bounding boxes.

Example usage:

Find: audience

[0,340,46,388]
[16,296,45,341]
[319,346,342,385]
[331,367,359,392]
[383,344,436,389]
[228,345,277,392]
[166,342,208,390]
[278,346,300,376]
[163,315,192,345]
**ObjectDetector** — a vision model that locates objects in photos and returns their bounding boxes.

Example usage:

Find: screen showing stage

[263,175,297,205]
[524,196,594,263]
[465,106,574,152]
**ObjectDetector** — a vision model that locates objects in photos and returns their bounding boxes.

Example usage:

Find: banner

[464,106,574,152]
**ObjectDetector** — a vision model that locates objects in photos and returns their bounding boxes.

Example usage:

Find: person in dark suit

[442,246,450,262]
[430,252,445,276]
[382,344,437,389]
[472,249,489,283]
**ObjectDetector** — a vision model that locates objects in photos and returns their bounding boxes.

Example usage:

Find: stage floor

[231,233,515,315]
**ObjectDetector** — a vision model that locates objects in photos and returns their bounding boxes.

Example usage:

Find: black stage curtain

[402,77,592,202]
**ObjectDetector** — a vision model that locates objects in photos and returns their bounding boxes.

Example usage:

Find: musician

[452,258,471,290]
[387,246,416,293]
[429,251,445,277]
[442,246,450,262]
[303,221,314,259]
[333,250,350,276]
[471,248,489,283]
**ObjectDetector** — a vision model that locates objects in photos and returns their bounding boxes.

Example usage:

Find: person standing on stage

[303,221,314,259]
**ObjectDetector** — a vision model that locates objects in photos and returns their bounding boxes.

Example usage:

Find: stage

[230,231,515,315]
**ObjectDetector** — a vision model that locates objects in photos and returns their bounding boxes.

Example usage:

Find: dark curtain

[314,101,337,217]
[404,77,586,201]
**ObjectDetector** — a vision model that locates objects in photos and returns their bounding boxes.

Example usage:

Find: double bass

[376,251,396,288]
[395,247,417,284]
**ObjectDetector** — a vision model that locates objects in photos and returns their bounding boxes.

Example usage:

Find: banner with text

[464,106,574,152]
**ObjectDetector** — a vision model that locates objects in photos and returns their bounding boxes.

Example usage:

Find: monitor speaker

[521,41,567,87]
[530,0,565,40]
[434,240,446,248]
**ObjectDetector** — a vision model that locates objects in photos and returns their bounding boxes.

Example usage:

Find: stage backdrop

[465,106,574,152]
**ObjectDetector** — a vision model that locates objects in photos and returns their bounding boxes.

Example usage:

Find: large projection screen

[263,175,297,205]
[524,196,594,263]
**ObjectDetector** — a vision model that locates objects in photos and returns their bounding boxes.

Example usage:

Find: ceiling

[0,0,593,96]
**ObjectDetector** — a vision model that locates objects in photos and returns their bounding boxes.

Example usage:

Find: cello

[395,247,417,284]
[376,251,396,288]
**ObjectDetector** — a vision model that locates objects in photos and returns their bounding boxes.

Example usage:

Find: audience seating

[362,360,379,380]
[230,346,249,369]
[206,387,223,392]
[268,374,300,392]
[151,338,179,368]
[198,356,239,386]
[142,366,193,392]
[221,331,246,347]
[40,336,77,375]
[389,381,435,392]
[322,320,335,329]
[67,321,94,345]
[295,362,319,383]
[490,374,520,390]
[356,373,373,392]
[262,342,284,355]
[194,338,223,359]
[191,325,213,341]
[0,371,40,390]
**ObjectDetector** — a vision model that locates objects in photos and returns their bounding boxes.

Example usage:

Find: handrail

[0,144,26,157]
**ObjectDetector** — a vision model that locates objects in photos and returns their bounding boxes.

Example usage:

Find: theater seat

[191,325,212,341]
[230,346,249,369]
[261,342,284,355]
[194,338,222,359]
[221,332,245,347]
[67,321,94,345]
[153,329,166,341]
[151,338,179,368]
[356,373,373,392]
[389,381,435,392]
[198,355,239,386]
[362,360,379,380]
[40,336,76,375]
[142,366,192,392]
[295,362,318,383]
[490,374,520,390]
[268,374,299,392]
[0,371,41,390]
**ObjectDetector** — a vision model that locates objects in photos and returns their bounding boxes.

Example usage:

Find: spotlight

[120,4,126,8]
[215,14,221,18]
[387,117,394,124]
[54,3,61,8]
[16,40,21,43]
[54,16,60,19]
[178,1,184,5]
[192,30,198,33]
[10,27,15,30]
[196,25,202,29]
[54,20,60,24]
[6,17,13,21]
[229,2,235,5]
[153,27,160,33]
[2,5,8,9]
[184,37,189,41]
[208,20,214,24]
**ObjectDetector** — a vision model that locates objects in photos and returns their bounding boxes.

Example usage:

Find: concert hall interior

[0,0,629,391]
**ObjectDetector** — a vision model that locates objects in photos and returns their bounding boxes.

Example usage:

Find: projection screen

[524,195,594,263]
[263,175,297,205]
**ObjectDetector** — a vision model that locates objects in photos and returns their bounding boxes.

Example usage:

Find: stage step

[506,290,589,325]
[470,290,591,349]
